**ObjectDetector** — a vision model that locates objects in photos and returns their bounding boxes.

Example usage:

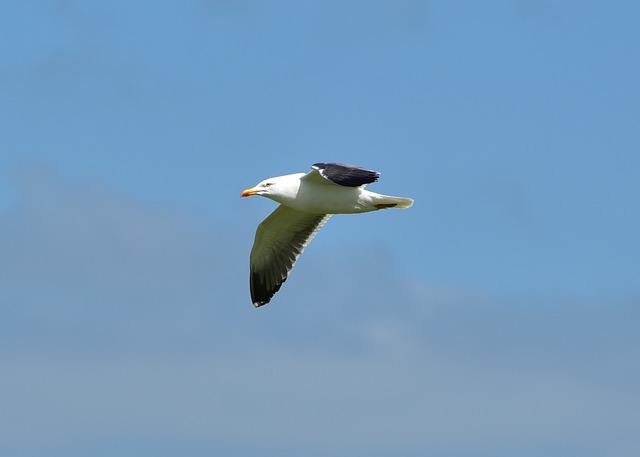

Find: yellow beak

[241,187,259,197]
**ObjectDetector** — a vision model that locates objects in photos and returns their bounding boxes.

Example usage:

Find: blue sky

[1,1,639,456]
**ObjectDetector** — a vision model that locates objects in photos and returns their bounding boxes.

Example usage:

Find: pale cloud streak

[1,166,638,456]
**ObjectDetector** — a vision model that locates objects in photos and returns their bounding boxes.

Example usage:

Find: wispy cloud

[1,166,638,456]
[0,166,245,350]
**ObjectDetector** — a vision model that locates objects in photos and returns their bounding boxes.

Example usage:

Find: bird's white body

[252,172,413,214]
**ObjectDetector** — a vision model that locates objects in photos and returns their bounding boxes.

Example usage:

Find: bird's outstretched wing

[249,205,331,307]
[308,162,380,187]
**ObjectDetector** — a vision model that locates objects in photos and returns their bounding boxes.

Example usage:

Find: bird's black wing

[311,162,380,187]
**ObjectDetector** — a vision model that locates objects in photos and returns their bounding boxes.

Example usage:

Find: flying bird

[241,162,413,307]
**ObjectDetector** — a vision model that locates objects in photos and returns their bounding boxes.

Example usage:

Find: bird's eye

[264,182,273,187]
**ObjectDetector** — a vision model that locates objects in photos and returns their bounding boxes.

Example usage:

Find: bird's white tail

[374,195,414,209]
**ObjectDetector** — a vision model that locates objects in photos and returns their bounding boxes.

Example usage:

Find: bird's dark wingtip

[250,271,284,308]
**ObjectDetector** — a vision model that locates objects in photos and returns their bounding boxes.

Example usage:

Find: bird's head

[241,178,278,198]
[241,175,292,199]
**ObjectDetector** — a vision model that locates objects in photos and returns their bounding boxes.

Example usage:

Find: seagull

[241,162,413,307]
